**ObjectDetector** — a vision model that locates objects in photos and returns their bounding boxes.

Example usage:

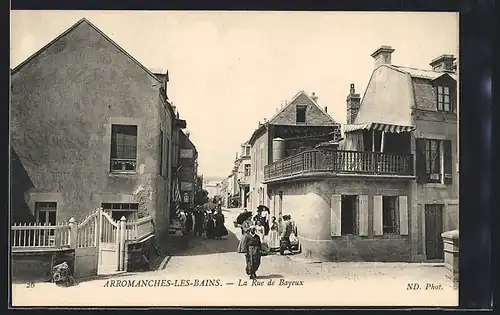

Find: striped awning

[343,122,415,134]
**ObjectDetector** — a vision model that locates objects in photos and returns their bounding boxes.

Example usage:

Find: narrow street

[12,208,458,307]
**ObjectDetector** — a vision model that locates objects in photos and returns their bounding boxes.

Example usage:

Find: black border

[7,0,494,311]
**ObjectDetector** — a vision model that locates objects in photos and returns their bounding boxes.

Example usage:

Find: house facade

[237,143,252,208]
[248,91,341,212]
[178,131,198,212]
[204,181,221,199]
[10,18,179,241]
[263,46,458,262]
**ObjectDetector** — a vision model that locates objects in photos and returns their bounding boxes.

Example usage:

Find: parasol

[236,211,253,224]
[257,205,269,211]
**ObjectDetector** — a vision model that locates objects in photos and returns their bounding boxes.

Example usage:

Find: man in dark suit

[280,215,293,255]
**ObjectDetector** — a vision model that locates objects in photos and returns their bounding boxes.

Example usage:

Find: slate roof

[388,65,458,81]
[346,63,458,133]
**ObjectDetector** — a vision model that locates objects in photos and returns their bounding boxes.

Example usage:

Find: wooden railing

[11,222,71,249]
[264,149,414,181]
[125,216,154,241]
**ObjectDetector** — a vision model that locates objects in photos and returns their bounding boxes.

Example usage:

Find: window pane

[438,86,443,94]
[48,211,56,225]
[444,100,450,112]
[444,86,450,94]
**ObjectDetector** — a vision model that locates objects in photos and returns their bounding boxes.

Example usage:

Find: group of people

[179,206,228,240]
[236,207,298,279]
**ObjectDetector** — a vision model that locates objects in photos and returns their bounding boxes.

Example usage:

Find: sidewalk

[153,232,193,270]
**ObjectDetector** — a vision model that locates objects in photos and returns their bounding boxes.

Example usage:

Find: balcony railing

[264,149,413,181]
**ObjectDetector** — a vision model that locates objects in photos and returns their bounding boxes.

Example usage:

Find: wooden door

[425,204,444,260]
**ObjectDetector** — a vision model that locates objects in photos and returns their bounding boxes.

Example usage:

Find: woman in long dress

[213,209,228,240]
[206,213,215,239]
[243,227,262,279]
[267,216,280,251]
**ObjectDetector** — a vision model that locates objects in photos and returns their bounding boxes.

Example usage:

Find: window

[341,195,358,235]
[35,202,57,225]
[296,105,307,123]
[426,139,441,183]
[416,139,453,184]
[244,164,251,176]
[437,86,454,112]
[159,130,164,176]
[245,146,251,157]
[111,125,138,172]
[102,203,139,221]
[382,196,399,234]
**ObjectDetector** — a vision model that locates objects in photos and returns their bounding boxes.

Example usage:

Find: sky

[10,11,458,181]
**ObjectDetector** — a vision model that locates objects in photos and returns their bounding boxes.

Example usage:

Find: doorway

[425,204,444,260]
[341,195,357,235]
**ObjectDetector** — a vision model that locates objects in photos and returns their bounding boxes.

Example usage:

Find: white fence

[11,222,70,249]
[125,216,154,241]
[12,213,155,251]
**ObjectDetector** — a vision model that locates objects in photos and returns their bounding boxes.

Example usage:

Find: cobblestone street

[12,208,457,307]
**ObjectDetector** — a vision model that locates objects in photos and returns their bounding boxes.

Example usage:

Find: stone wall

[267,176,416,262]
[12,249,75,283]
[125,235,155,272]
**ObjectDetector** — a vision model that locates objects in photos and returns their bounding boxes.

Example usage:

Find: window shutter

[398,196,409,235]
[330,195,341,237]
[358,195,369,236]
[416,139,428,184]
[373,195,383,236]
[443,140,453,184]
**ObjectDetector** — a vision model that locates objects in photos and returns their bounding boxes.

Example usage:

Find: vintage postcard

[10,10,459,307]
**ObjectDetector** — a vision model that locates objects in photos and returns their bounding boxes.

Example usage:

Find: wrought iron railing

[264,149,413,181]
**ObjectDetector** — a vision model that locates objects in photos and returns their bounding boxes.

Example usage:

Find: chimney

[346,83,361,124]
[311,92,318,103]
[371,46,395,68]
[430,54,456,72]
[324,107,328,113]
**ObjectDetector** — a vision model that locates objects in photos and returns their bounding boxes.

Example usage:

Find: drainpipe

[371,129,375,152]
[380,131,385,152]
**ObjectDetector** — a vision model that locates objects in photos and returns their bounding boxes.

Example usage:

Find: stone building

[263,46,458,262]
[178,131,198,213]
[10,18,182,241]
[236,143,252,208]
[247,90,341,212]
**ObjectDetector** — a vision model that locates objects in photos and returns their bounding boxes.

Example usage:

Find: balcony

[264,149,414,182]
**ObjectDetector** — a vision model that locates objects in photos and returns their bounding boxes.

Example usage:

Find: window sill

[424,183,447,188]
[108,171,139,178]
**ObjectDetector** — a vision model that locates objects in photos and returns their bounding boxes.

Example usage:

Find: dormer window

[296,105,307,123]
[436,85,454,113]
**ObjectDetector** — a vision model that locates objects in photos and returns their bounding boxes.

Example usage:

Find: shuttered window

[373,195,383,236]
[330,194,341,237]
[443,140,453,184]
[416,138,453,185]
[399,196,409,235]
[358,195,369,236]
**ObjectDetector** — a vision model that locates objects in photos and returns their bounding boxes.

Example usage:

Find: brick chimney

[346,83,361,124]
[311,92,318,103]
[430,54,456,72]
[371,46,395,68]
